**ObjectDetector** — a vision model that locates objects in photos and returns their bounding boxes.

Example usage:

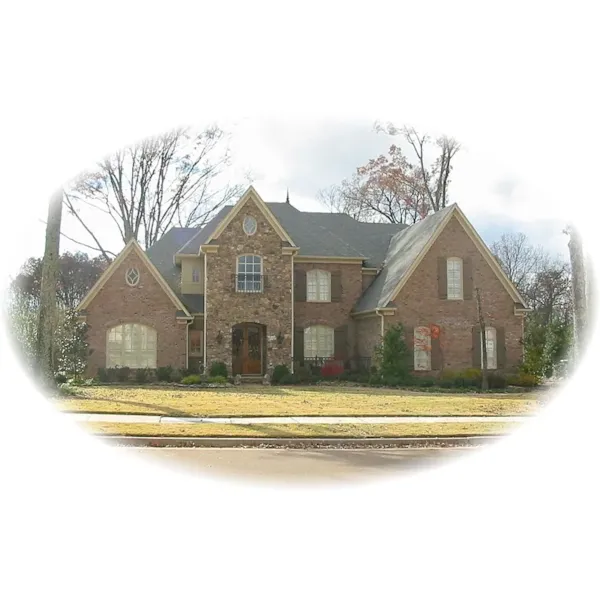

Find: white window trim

[481,327,497,370]
[446,257,463,300]
[243,215,258,236]
[236,254,263,293]
[304,325,334,358]
[106,323,157,368]
[125,267,140,287]
[414,326,432,371]
[306,269,331,302]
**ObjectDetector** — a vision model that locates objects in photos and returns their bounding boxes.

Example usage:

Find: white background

[1,1,599,598]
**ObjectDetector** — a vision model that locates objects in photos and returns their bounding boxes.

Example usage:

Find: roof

[145,227,204,314]
[354,205,455,312]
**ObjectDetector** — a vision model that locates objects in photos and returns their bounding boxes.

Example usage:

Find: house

[77,186,529,377]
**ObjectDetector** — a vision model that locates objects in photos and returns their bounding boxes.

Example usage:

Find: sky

[25,116,569,269]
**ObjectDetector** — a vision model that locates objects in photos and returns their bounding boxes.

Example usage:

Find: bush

[272,364,290,384]
[280,373,299,385]
[375,324,411,380]
[156,366,174,382]
[170,369,183,383]
[135,368,153,383]
[209,361,228,378]
[382,375,403,387]
[507,372,540,387]
[487,372,507,389]
[294,365,314,383]
[115,366,131,382]
[54,373,68,385]
[208,375,228,384]
[415,376,436,388]
[321,360,344,379]
[181,374,203,385]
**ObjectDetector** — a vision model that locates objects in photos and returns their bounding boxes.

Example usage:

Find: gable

[353,204,527,313]
[77,240,190,315]
[205,186,295,246]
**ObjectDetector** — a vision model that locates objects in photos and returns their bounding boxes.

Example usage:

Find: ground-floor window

[189,329,203,356]
[106,323,157,368]
[304,325,334,358]
[414,326,432,371]
[481,327,497,370]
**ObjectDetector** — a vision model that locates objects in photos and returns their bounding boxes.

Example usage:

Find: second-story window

[446,257,463,300]
[192,268,200,283]
[307,269,331,302]
[237,255,262,293]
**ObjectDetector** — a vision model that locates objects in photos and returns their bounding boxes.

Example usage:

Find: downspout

[186,319,190,370]
[291,252,295,374]
[375,308,385,337]
[203,251,208,373]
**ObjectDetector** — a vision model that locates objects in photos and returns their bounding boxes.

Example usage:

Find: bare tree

[475,287,489,391]
[565,225,587,361]
[36,188,63,387]
[65,125,245,253]
[375,122,461,212]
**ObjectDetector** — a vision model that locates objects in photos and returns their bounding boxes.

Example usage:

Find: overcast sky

[25,116,569,268]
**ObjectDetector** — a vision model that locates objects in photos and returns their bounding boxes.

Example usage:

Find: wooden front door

[232,323,263,375]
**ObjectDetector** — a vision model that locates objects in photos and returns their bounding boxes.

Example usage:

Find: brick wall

[385,215,524,372]
[205,199,293,374]
[85,250,187,375]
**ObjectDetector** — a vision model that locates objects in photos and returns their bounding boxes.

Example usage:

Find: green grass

[83,421,517,438]
[57,385,540,417]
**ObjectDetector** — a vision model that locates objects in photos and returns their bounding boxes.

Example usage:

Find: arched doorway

[232,323,265,375]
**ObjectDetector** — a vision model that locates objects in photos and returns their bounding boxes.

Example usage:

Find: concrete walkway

[68,413,531,424]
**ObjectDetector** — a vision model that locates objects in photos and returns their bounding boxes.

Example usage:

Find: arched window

[304,325,334,358]
[306,269,331,302]
[236,255,263,292]
[481,327,497,370]
[106,324,157,368]
[446,257,463,299]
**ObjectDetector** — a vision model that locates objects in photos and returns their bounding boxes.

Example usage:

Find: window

[106,324,157,368]
[243,215,257,236]
[192,268,200,283]
[414,326,432,371]
[307,270,331,302]
[125,267,140,287]
[189,330,203,356]
[481,327,497,370]
[304,325,334,358]
[447,257,463,299]
[236,255,262,292]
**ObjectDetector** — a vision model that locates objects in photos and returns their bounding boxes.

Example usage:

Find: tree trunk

[476,287,489,391]
[567,226,587,362]
[36,188,63,388]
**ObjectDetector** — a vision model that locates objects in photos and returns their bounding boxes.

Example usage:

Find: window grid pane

[237,255,262,292]
[447,258,463,300]
[106,324,157,369]
[306,270,331,302]
[304,326,334,358]
[414,326,432,371]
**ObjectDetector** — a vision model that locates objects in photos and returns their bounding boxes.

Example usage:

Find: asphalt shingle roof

[145,199,453,315]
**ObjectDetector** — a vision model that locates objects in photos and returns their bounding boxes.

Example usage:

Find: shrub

[96,368,108,383]
[507,372,540,387]
[115,366,131,382]
[280,373,299,385]
[209,361,228,378]
[321,360,344,379]
[382,375,402,387]
[208,375,227,384]
[135,368,153,383]
[375,324,411,380]
[54,373,68,385]
[170,369,183,383]
[156,366,174,382]
[487,372,507,390]
[416,376,436,388]
[181,374,203,385]
[294,365,314,383]
[272,364,290,384]
[368,373,382,386]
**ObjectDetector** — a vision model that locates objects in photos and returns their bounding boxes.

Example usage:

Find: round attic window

[125,267,140,287]
[243,215,257,236]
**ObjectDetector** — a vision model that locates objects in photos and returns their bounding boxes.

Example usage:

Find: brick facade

[82,205,524,377]
[205,198,293,374]
[84,250,187,375]
[384,215,523,372]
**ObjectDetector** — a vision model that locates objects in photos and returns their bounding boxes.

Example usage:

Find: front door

[232,323,263,375]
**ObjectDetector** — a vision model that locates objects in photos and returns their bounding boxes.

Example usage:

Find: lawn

[83,421,518,438]
[58,385,540,418]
